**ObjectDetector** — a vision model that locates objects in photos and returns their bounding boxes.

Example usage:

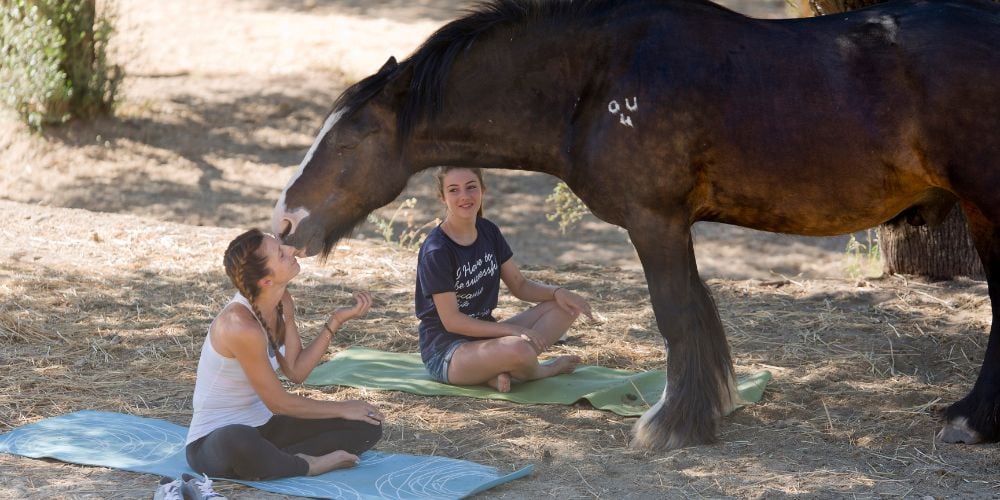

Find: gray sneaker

[152,476,185,500]
[181,473,226,500]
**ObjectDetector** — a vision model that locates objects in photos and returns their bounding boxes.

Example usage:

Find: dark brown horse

[271,0,1000,450]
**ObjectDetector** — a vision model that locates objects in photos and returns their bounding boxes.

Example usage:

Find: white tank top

[186,293,285,444]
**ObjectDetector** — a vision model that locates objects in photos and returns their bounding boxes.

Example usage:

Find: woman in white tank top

[185,229,383,480]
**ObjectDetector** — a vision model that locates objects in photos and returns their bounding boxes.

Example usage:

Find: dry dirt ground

[0,1,997,498]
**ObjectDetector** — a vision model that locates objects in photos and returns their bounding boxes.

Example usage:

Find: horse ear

[383,60,412,101]
[378,56,398,75]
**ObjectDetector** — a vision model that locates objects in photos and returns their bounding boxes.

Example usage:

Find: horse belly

[696,105,941,236]
[701,171,936,237]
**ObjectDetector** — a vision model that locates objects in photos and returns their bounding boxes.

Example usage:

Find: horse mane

[332,0,725,142]
[396,0,626,140]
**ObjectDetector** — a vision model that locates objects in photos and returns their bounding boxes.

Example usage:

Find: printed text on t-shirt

[455,253,497,309]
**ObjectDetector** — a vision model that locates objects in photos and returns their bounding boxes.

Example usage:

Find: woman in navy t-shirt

[415,167,592,392]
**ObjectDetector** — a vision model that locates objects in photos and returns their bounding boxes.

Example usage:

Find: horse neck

[403,24,614,179]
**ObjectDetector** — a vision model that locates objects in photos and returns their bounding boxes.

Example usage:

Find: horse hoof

[629,427,680,451]
[631,400,714,451]
[937,417,982,444]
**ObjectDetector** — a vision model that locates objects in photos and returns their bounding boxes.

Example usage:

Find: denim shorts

[424,338,467,384]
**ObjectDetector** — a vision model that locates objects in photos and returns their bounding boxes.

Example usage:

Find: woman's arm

[217,312,382,424]
[500,260,593,318]
[499,259,559,303]
[432,291,524,339]
[279,291,372,384]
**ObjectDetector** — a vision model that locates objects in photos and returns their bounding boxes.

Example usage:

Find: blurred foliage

[367,198,440,251]
[0,0,122,130]
[844,228,882,280]
[545,182,590,234]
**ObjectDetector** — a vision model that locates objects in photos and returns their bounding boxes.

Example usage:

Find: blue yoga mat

[0,411,532,499]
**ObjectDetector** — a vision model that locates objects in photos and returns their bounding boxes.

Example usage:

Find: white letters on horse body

[625,97,638,112]
[608,96,638,128]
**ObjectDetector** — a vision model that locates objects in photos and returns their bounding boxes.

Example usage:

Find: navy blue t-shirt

[415,217,513,363]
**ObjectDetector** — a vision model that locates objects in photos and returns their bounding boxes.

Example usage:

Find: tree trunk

[877,206,985,280]
[804,0,986,281]
[807,0,879,16]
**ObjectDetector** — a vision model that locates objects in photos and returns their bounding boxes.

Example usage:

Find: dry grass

[1,201,997,499]
[1,0,997,497]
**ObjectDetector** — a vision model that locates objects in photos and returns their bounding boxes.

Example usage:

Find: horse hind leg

[939,201,1000,443]
[628,215,737,450]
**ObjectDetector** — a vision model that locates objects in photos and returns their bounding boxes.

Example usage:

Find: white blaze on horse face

[271,107,349,237]
[607,96,638,128]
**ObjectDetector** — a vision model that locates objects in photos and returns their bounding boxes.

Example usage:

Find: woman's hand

[338,400,384,425]
[554,288,593,320]
[331,291,373,326]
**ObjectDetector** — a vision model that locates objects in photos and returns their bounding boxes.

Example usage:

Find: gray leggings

[185,415,382,480]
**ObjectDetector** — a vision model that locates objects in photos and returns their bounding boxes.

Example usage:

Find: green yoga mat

[306,348,771,416]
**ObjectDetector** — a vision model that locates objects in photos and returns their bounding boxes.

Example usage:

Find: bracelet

[323,322,337,339]
[552,287,563,299]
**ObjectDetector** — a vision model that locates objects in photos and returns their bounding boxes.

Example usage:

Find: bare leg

[448,300,580,392]
[501,300,577,349]
[297,450,358,475]
[447,336,581,388]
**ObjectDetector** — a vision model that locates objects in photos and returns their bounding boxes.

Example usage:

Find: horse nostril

[278,219,292,240]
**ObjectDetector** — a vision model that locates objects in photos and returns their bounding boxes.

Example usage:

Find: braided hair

[223,228,292,376]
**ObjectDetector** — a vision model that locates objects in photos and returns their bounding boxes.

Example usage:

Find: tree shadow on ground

[35,78,339,228]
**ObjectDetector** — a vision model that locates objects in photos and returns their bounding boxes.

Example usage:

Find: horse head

[271,57,411,257]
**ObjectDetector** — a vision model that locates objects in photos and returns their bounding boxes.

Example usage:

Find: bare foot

[486,372,512,393]
[297,450,359,476]
[539,355,581,378]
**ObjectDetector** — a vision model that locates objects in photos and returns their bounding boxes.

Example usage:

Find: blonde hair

[436,166,485,218]
[223,229,292,376]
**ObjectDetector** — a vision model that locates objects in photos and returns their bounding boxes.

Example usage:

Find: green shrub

[844,228,882,279]
[0,0,122,130]
[367,198,440,251]
[545,182,590,234]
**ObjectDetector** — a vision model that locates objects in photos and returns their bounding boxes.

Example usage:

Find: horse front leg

[940,202,1000,443]
[627,211,741,450]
